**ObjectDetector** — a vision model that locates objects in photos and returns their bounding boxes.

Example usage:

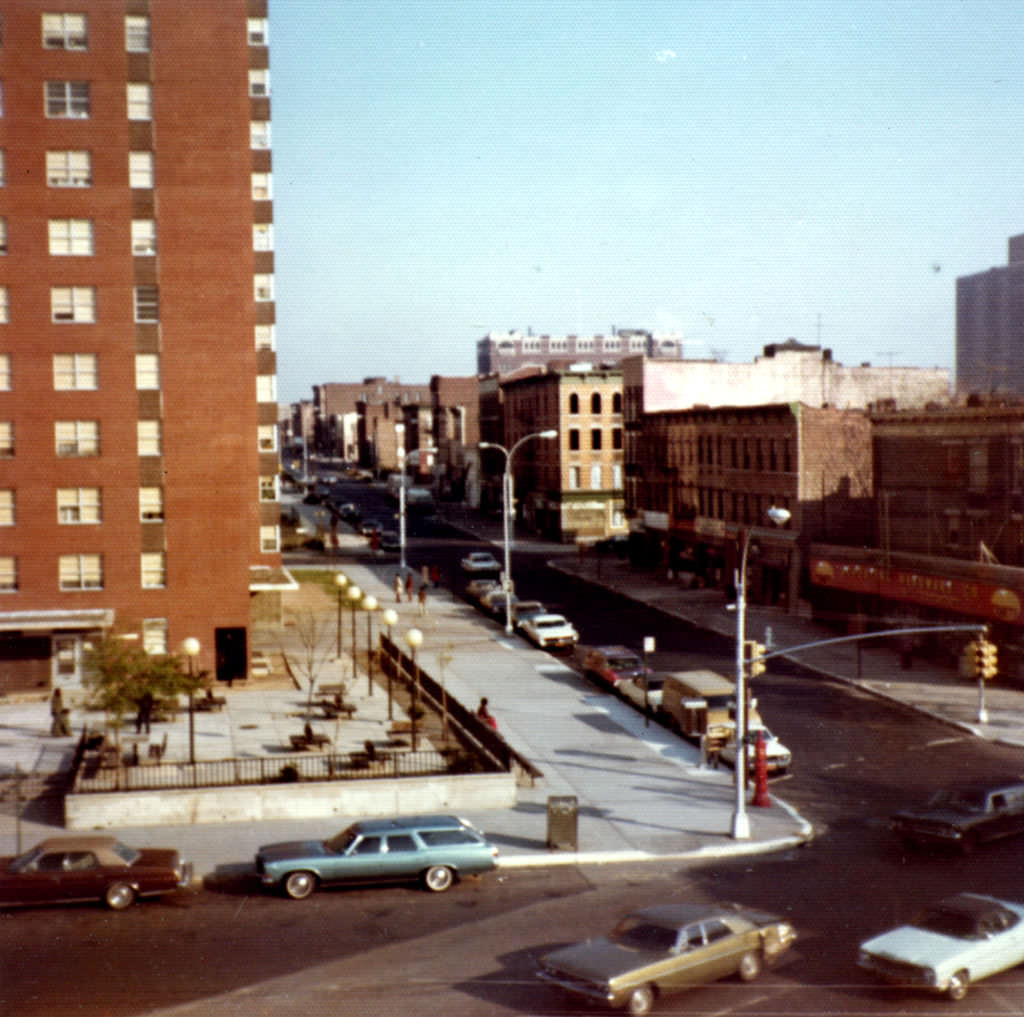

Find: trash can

[546,795,578,851]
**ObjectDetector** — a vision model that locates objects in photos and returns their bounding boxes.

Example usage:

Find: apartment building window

[59,554,102,591]
[254,324,275,350]
[248,18,269,45]
[46,81,90,118]
[0,354,9,390]
[126,83,152,120]
[0,557,16,592]
[590,464,602,488]
[612,392,622,413]
[259,475,278,502]
[141,552,166,589]
[137,420,161,456]
[135,353,160,390]
[0,149,5,186]
[260,525,280,553]
[969,445,988,492]
[256,374,277,403]
[612,464,623,489]
[250,121,271,149]
[591,428,602,450]
[134,286,159,322]
[125,15,150,52]
[53,353,98,390]
[591,393,602,413]
[139,486,163,522]
[252,172,272,199]
[576,337,594,352]
[55,420,99,457]
[253,274,274,301]
[51,286,95,323]
[48,218,94,255]
[0,217,6,254]
[568,466,581,490]
[0,286,7,323]
[129,151,154,188]
[142,618,167,654]
[42,13,87,50]
[253,223,274,251]
[47,150,91,186]
[0,422,12,457]
[258,424,277,452]
[612,427,622,450]
[57,487,101,524]
[131,219,156,255]
[568,393,579,414]
[249,69,270,96]
[568,429,580,451]
[0,489,13,525]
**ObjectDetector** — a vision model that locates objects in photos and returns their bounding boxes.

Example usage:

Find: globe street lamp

[405,627,423,751]
[361,594,378,695]
[479,429,558,633]
[334,572,349,659]
[382,608,398,720]
[732,505,791,839]
[346,584,362,679]
[181,637,200,766]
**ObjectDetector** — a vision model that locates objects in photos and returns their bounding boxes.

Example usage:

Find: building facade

[956,233,1024,397]
[430,374,479,503]
[477,328,682,375]
[0,1,285,693]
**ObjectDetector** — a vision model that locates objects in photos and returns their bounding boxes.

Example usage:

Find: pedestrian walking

[421,564,429,588]
[417,582,428,616]
[135,689,154,734]
[476,697,498,730]
[405,571,414,602]
[430,563,440,588]
[50,688,70,737]
[394,572,403,603]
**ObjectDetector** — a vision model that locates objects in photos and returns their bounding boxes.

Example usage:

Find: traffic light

[977,638,999,680]
[744,640,766,678]
[960,642,978,679]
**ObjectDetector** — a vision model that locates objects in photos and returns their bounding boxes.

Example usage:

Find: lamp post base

[731,809,751,840]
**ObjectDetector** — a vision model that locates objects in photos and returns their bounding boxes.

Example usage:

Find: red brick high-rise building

[0,1,284,692]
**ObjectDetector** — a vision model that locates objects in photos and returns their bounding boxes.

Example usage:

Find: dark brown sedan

[0,835,193,910]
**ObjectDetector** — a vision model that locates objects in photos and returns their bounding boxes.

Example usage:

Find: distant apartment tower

[0,1,285,693]
[957,234,1024,396]
[477,328,682,375]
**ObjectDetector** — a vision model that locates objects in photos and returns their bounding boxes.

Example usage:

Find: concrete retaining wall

[65,772,517,830]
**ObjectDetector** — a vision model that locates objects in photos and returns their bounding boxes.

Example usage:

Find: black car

[891,781,1024,853]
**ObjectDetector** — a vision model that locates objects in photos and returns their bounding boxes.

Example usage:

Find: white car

[617,674,665,713]
[859,893,1024,1001]
[521,613,579,650]
[460,551,501,573]
[719,725,792,774]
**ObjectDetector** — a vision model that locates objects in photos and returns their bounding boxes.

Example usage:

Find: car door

[334,834,384,883]
[698,919,750,981]
[57,850,108,901]
[377,834,420,881]
[17,850,68,903]
[971,912,1024,979]
[659,924,708,991]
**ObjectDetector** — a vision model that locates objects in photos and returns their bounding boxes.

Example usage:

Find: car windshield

[538,618,566,629]
[927,789,988,811]
[325,826,360,853]
[608,656,640,670]
[9,846,44,872]
[610,918,679,952]
[912,906,980,940]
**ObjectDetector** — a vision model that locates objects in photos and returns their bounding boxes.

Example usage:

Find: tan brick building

[0,1,286,692]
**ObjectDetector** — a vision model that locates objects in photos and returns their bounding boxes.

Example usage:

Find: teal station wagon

[256,815,499,898]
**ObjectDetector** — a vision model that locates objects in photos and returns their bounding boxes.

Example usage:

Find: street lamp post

[382,608,398,720]
[181,637,200,766]
[396,438,437,574]
[362,594,378,695]
[731,506,791,839]
[405,628,423,751]
[334,572,348,659]
[479,429,558,633]
[346,585,362,680]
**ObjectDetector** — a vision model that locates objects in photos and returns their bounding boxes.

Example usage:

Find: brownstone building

[0,1,285,693]
[430,374,479,502]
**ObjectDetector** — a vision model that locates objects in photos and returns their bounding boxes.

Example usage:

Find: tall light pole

[396,433,437,574]
[479,429,558,633]
[382,608,398,720]
[361,594,378,695]
[405,627,423,751]
[334,572,348,658]
[181,637,200,766]
[732,505,791,839]
[346,584,362,680]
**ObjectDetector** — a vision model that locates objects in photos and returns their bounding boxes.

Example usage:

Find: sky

[270,0,1024,403]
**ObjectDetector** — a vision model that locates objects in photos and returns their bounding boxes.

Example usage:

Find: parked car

[0,835,193,911]
[359,518,385,537]
[512,600,547,628]
[538,902,797,1015]
[337,502,361,522]
[465,577,501,602]
[379,530,401,551]
[581,645,647,688]
[719,725,792,775]
[255,815,499,899]
[460,551,501,573]
[890,781,1024,853]
[479,588,520,618]
[858,892,1024,1001]
[618,673,666,714]
[521,613,579,651]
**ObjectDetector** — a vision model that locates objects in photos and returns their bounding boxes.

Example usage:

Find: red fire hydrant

[752,730,771,807]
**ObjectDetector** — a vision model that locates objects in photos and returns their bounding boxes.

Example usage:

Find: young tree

[282,609,346,720]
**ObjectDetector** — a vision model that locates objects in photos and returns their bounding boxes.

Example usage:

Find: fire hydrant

[752,729,771,807]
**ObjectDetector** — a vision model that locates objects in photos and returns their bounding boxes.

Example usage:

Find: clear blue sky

[271,0,1024,403]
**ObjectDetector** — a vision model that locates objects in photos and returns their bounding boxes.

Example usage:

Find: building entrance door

[215,627,247,684]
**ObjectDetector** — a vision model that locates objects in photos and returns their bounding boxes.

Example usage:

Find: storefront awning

[0,609,115,633]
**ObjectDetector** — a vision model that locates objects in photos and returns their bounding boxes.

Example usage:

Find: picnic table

[192,691,227,712]
[315,697,357,719]
[290,729,331,751]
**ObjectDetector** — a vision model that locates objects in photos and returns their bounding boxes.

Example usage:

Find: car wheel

[104,881,136,911]
[947,970,969,1001]
[738,950,762,981]
[283,870,317,900]
[626,984,655,1016]
[423,865,455,893]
